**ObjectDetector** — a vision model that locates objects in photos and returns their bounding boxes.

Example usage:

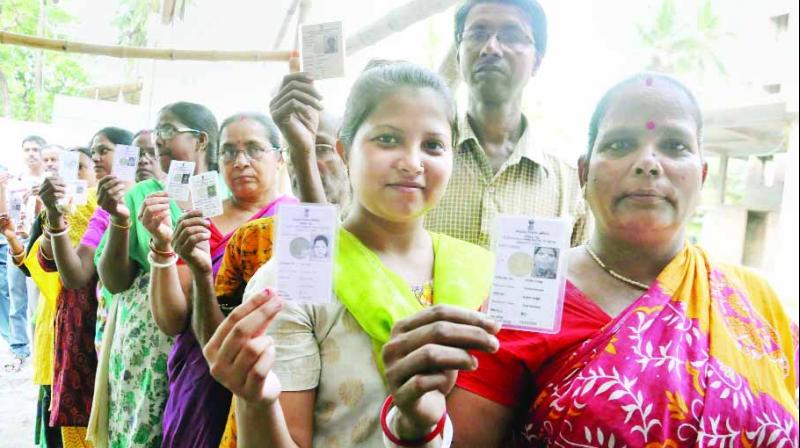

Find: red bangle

[380,395,447,447]
[149,239,175,257]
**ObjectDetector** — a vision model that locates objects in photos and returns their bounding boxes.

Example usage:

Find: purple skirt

[161,330,232,448]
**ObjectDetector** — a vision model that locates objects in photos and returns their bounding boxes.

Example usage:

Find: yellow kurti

[24,237,62,386]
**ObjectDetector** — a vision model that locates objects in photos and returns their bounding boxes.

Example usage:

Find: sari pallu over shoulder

[523,244,798,448]
[162,194,297,448]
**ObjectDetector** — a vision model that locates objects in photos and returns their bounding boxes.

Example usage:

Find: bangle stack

[147,252,178,269]
[9,248,26,266]
[47,225,70,238]
[380,396,451,447]
[149,239,177,269]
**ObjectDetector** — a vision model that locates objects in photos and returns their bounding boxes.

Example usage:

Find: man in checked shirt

[424,0,589,248]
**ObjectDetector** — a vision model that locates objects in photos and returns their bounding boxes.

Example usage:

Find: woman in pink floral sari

[380,73,799,447]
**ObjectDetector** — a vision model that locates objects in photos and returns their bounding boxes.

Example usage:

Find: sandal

[3,355,26,373]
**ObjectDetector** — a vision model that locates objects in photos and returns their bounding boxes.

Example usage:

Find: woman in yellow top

[2,145,100,447]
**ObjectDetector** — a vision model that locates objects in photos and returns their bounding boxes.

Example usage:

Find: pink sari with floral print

[523,244,799,447]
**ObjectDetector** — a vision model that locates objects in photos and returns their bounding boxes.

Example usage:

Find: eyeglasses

[155,124,201,141]
[220,145,280,164]
[461,27,534,49]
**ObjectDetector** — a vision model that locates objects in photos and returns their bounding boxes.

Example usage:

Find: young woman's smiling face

[347,87,454,223]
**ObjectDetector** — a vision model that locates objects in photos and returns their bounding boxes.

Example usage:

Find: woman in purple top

[139,112,296,448]
[52,129,164,350]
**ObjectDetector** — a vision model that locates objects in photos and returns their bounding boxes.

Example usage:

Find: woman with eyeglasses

[134,112,296,448]
[88,102,218,448]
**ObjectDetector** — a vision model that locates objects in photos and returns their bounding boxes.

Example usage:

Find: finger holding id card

[275,203,338,304]
[487,216,569,333]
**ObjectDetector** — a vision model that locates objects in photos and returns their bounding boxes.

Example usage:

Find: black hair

[91,127,134,148]
[22,135,47,148]
[313,235,329,246]
[159,101,220,171]
[586,73,703,159]
[219,112,281,150]
[339,60,457,152]
[454,0,547,57]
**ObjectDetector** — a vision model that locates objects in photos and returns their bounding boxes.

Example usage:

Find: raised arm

[96,175,138,293]
[270,72,327,204]
[141,191,192,336]
[172,209,223,346]
[0,214,27,267]
[37,176,99,288]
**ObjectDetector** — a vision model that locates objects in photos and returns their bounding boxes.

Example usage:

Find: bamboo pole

[0,31,293,62]
[345,0,460,55]
[3,0,458,62]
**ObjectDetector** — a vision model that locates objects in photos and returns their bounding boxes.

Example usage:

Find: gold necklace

[584,244,650,291]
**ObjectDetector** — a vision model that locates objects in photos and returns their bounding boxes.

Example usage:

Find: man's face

[314,113,350,206]
[22,141,43,169]
[42,149,60,175]
[458,3,539,105]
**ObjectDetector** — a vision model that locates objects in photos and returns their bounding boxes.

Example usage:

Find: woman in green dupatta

[200,62,498,447]
[89,101,219,448]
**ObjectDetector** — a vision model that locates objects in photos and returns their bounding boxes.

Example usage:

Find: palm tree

[637,0,728,78]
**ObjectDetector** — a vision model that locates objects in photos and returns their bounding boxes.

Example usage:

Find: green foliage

[637,0,729,76]
[113,0,159,46]
[0,0,90,121]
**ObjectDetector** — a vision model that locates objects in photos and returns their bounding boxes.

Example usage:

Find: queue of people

[0,0,796,447]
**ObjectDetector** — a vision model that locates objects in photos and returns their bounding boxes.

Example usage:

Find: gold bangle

[47,225,67,234]
[48,226,70,238]
[39,248,53,261]
[149,239,175,257]
[10,249,25,261]
[111,219,131,230]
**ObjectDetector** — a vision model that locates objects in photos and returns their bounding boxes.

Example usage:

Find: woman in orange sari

[380,73,798,447]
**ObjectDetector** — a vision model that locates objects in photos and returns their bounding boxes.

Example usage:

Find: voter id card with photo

[301,21,345,79]
[190,171,223,218]
[165,161,196,202]
[275,203,338,304]
[487,215,570,333]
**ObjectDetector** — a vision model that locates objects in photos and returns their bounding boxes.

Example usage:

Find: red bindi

[646,121,656,130]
